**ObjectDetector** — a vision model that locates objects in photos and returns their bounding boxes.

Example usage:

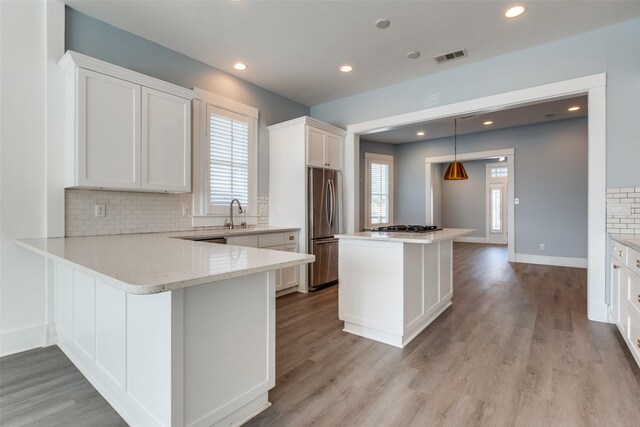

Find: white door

[486,163,508,244]
[77,68,141,189]
[141,87,191,192]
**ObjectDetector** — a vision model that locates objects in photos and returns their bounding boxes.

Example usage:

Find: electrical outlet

[539,243,545,251]
[514,198,520,205]
[183,206,191,217]
[95,204,106,218]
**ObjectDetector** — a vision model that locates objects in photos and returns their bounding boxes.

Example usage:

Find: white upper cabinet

[60,51,193,193]
[306,125,344,170]
[77,68,141,189]
[141,88,191,192]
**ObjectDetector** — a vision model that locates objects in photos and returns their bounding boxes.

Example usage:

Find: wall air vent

[434,49,468,64]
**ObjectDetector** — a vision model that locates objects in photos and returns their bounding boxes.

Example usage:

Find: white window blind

[490,185,503,233]
[365,153,394,228]
[207,106,249,207]
[370,162,390,225]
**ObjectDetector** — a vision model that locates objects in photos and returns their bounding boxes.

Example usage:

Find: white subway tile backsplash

[607,186,640,236]
[65,189,270,237]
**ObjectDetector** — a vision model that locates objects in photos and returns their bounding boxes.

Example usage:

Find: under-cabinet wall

[65,189,270,237]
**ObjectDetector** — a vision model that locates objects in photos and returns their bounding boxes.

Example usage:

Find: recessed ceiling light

[505,5,526,18]
[568,106,581,112]
[417,131,425,136]
[375,19,390,29]
[483,120,493,126]
[339,65,353,73]
[407,51,420,59]
[233,62,247,71]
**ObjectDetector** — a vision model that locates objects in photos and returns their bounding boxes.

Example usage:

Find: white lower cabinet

[228,231,299,294]
[610,239,640,368]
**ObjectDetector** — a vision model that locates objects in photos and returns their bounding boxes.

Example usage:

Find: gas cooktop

[371,225,441,233]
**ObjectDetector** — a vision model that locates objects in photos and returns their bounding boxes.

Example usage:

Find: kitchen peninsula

[17,233,314,427]
[337,228,473,348]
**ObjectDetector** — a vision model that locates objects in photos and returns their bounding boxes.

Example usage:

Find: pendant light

[443,118,468,180]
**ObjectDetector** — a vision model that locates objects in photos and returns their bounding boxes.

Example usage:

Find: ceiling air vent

[434,49,468,64]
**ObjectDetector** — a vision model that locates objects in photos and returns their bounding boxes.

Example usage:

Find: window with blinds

[365,153,394,228]
[206,105,250,209]
[370,162,390,224]
[208,114,249,206]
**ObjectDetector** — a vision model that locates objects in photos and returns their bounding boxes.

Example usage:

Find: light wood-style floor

[2,243,639,426]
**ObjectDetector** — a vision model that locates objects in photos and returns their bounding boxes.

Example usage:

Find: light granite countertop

[609,234,640,252]
[17,228,313,295]
[336,228,475,244]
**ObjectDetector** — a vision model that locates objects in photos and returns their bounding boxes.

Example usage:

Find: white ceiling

[363,95,588,144]
[64,1,640,107]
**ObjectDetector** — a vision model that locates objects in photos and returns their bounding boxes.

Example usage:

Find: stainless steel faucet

[229,199,243,229]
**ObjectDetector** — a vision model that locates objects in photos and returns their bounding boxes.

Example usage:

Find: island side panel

[54,262,173,427]
[183,271,275,427]
[338,239,405,346]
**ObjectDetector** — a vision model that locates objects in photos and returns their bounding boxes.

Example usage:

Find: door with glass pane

[486,163,508,244]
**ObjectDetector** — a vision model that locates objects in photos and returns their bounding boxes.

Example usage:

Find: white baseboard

[513,253,588,269]
[0,325,44,357]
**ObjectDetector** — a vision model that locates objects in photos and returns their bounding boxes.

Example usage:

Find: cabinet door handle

[613,265,620,269]
[636,259,639,268]
[637,294,640,303]
[620,250,624,257]
[637,339,640,349]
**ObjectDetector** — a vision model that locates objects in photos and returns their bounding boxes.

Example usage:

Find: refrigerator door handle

[328,178,335,228]
[325,178,331,227]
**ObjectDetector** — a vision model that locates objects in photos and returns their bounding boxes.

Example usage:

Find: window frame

[192,88,258,227]
[364,152,394,229]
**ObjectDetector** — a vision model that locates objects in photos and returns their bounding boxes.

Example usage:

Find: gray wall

[441,159,494,238]
[65,8,310,197]
[359,140,397,229]
[311,18,640,188]
[395,118,588,258]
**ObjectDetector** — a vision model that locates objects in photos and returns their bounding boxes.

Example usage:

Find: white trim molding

[0,325,45,357]
[514,253,588,269]
[342,73,607,323]
[192,88,259,227]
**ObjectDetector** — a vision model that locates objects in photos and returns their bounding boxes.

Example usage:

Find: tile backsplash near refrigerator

[607,187,640,236]
[65,189,270,237]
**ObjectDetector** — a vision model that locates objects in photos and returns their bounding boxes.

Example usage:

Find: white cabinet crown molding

[268,116,346,136]
[58,50,194,100]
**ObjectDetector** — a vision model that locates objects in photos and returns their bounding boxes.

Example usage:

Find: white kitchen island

[17,234,314,427]
[336,228,473,348]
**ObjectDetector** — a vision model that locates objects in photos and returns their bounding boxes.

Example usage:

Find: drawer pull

[613,265,620,270]
[289,235,294,241]
[637,294,640,303]
[637,259,640,268]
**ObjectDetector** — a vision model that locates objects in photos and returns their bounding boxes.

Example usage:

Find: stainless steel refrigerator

[308,167,340,291]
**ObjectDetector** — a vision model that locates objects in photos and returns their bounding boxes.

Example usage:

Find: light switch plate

[95,204,106,218]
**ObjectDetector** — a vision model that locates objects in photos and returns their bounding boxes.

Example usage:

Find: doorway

[486,162,508,245]
[343,74,607,322]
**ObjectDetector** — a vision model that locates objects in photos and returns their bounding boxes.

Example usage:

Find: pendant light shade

[443,118,469,181]
[443,161,469,180]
